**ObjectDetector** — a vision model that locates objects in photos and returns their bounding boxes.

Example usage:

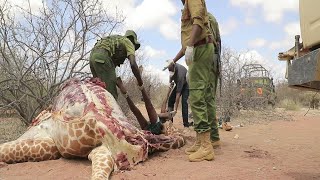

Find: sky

[104,0,300,83]
[2,0,301,84]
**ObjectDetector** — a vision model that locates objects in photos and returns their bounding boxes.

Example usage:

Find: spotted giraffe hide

[0,78,185,173]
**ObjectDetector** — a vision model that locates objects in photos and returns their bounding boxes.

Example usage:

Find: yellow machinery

[278,0,320,91]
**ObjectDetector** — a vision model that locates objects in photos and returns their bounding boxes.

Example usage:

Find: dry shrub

[0,118,27,143]
[216,47,273,116]
[279,99,301,111]
[276,81,319,109]
[0,0,124,125]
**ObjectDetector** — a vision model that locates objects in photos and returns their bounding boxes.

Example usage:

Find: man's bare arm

[160,85,174,113]
[174,92,181,112]
[128,55,143,86]
[188,24,202,47]
[173,48,185,63]
[116,78,148,129]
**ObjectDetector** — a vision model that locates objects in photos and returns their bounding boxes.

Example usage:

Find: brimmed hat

[125,30,140,50]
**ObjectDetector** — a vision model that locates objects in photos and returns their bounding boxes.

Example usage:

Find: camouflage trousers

[89,48,118,99]
[188,43,220,141]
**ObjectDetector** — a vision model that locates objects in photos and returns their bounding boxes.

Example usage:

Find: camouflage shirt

[208,13,221,46]
[93,35,135,67]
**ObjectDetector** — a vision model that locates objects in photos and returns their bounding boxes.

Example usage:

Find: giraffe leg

[88,145,114,180]
[0,138,61,163]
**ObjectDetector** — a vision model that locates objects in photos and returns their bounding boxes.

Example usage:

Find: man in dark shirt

[167,62,191,127]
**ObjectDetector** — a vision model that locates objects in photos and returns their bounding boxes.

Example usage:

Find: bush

[275,81,319,110]
[0,0,124,124]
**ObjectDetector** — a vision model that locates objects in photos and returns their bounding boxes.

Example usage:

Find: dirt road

[1,109,320,180]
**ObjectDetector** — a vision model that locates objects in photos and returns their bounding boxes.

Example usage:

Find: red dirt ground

[1,109,320,180]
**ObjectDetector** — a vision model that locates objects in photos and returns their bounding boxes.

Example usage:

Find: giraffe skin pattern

[0,78,185,179]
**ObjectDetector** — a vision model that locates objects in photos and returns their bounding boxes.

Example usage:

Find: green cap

[125,30,140,50]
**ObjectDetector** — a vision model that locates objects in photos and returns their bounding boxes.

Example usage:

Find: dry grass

[278,99,301,111]
[230,108,293,126]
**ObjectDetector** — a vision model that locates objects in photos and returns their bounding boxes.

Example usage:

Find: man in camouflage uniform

[207,12,222,148]
[89,30,143,99]
[168,0,219,162]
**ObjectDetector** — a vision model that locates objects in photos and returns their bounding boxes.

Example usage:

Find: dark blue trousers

[168,83,189,127]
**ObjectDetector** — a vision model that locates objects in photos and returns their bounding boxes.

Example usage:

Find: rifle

[214,40,222,98]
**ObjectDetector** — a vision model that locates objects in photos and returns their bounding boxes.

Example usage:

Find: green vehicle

[237,64,276,109]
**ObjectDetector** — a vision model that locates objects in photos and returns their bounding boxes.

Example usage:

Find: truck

[237,64,276,109]
[278,0,320,91]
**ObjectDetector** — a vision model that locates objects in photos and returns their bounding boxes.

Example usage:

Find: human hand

[162,59,175,71]
[116,77,123,87]
[169,111,177,119]
[169,81,175,89]
[185,46,194,66]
